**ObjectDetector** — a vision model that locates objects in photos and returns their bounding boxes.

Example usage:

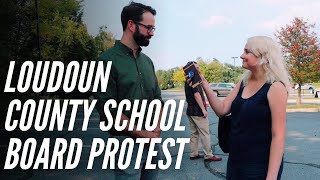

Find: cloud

[201,16,233,28]
[255,2,320,32]
[259,0,309,6]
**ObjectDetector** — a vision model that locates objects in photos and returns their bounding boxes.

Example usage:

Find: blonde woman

[196,36,291,179]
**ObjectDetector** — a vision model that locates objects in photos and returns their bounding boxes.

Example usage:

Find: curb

[286,108,320,112]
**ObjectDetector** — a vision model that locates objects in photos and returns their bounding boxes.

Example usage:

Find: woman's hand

[198,71,209,87]
[184,64,209,87]
[193,63,208,86]
[184,73,193,87]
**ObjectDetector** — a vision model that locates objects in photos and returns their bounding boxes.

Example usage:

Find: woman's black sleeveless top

[229,82,272,163]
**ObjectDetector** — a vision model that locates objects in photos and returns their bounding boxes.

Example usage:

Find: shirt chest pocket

[118,70,138,89]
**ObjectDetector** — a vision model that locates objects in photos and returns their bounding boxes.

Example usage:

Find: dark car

[210,83,235,96]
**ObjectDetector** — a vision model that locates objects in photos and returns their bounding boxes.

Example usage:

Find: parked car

[294,83,315,94]
[209,83,235,96]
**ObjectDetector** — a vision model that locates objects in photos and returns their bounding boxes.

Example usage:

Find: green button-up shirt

[95,40,163,130]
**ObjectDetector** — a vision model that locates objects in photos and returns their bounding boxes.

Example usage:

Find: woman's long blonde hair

[242,36,292,92]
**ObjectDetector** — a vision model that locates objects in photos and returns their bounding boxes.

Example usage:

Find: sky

[82,0,320,70]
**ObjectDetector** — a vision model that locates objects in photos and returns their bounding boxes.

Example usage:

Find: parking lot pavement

[160,91,320,180]
[158,107,320,180]
[1,91,319,180]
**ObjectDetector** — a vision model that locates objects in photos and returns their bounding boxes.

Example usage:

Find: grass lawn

[313,83,320,89]
[165,86,184,91]
[287,104,320,109]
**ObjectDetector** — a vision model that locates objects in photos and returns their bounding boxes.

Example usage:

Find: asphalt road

[0,91,319,180]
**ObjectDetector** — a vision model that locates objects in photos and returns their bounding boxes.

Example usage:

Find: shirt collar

[115,40,142,56]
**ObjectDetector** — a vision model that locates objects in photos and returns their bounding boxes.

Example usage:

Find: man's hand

[152,127,162,137]
[202,109,208,118]
[132,129,160,138]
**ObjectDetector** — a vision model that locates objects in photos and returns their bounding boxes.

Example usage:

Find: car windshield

[226,84,234,88]
[210,83,217,87]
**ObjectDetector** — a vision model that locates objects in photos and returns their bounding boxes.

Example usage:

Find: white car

[294,83,315,93]
[209,83,235,96]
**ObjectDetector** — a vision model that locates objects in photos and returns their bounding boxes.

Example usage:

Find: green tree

[172,69,185,85]
[223,63,245,83]
[1,0,103,101]
[275,17,320,104]
[2,0,98,65]
[192,58,244,83]
[156,70,168,90]
[198,59,224,83]
[94,26,115,56]
[39,0,97,62]
[156,67,180,90]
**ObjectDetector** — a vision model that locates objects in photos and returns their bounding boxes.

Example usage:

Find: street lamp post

[231,56,238,67]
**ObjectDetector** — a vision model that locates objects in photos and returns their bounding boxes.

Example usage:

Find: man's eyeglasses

[133,21,155,33]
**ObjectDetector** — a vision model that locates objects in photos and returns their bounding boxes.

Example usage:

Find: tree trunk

[297,86,302,105]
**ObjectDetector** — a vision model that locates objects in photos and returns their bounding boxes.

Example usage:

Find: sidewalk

[287,95,320,112]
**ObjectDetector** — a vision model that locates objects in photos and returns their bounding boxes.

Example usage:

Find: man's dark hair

[121,1,156,31]
[186,61,197,66]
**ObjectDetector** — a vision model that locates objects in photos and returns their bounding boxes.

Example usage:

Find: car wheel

[309,87,314,94]
[214,90,219,97]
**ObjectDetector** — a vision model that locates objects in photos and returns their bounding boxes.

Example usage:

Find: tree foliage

[172,69,185,84]
[199,59,224,82]
[157,58,244,90]
[276,17,320,84]
[2,0,115,64]
[156,70,170,90]
[0,0,115,102]
[222,63,244,83]
[156,67,180,90]
[1,0,115,76]
[94,26,116,56]
[197,58,244,83]
[275,17,320,104]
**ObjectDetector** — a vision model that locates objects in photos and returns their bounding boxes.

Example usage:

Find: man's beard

[133,26,150,47]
